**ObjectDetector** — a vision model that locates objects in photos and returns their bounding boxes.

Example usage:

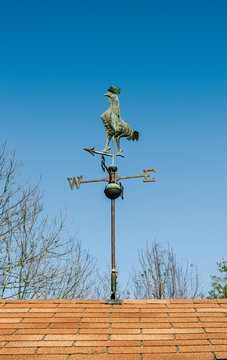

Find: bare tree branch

[129,241,200,299]
[0,141,98,299]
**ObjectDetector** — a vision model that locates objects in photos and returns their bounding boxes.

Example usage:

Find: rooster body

[101,86,139,157]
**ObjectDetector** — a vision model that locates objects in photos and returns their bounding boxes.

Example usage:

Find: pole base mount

[105,299,122,305]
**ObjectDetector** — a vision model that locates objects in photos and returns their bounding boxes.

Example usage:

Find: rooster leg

[115,137,124,157]
[102,135,112,154]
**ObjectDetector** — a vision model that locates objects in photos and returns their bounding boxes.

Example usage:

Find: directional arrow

[84,147,95,156]
[84,147,113,157]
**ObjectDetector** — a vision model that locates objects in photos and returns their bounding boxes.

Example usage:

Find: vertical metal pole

[112,137,115,166]
[111,199,115,270]
[111,198,117,300]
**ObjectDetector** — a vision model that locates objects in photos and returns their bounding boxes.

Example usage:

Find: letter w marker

[67,176,83,190]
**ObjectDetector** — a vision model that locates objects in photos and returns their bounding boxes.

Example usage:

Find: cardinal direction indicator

[143,168,156,182]
[67,168,156,192]
[67,176,83,190]
[67,175,109,190]
[116,168,156,183]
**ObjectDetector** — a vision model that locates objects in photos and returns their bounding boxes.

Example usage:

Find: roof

[0,299,226,360]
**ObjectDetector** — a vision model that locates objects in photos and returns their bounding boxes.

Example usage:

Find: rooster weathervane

[101,86,139,158]
[83,85,139,160]
[67,86,156,304]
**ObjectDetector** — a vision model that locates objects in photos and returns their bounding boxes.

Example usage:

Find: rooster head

[104,86,120,106]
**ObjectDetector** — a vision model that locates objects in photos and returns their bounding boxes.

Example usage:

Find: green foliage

[207,260,227,299]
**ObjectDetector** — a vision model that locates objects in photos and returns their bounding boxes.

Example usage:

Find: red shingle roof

[0,299,226,360]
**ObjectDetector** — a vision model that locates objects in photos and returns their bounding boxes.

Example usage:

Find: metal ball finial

[104,183,121,199]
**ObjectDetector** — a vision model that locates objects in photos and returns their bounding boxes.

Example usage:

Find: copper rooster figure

[101,86,139,157]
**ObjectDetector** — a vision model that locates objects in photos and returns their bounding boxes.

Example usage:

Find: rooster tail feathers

[126,130,139,142]
[132,130,139,141]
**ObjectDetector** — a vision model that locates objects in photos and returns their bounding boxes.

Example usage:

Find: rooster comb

[108,86,121,95]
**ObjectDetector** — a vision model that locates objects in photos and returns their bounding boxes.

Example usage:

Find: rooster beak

[104,93,109,96]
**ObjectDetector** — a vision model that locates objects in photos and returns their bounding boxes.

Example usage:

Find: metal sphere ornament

[104,183,121,199]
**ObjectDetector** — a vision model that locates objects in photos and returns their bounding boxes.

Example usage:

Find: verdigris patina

[101,86,139,157]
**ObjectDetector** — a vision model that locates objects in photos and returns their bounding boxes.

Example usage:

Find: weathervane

[67,86,156,304]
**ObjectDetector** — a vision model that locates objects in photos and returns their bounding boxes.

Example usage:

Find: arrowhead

[84,147,95,156]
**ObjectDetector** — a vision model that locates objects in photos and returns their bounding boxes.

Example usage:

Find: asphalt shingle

[0,299,226,360]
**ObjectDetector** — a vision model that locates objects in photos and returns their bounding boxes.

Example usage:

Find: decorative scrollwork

[101,155,109,173]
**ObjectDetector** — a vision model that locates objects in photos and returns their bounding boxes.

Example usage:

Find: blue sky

[1,0,227,296]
